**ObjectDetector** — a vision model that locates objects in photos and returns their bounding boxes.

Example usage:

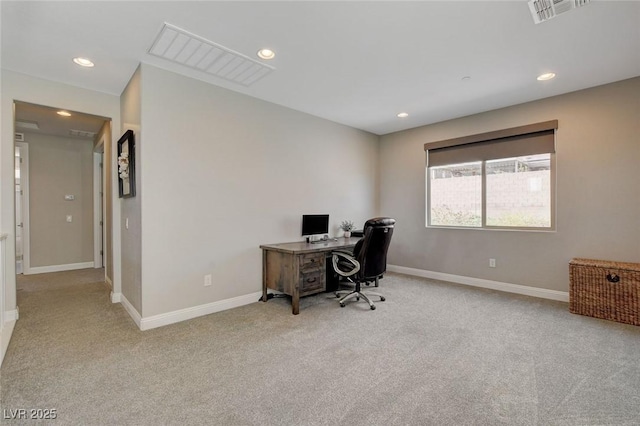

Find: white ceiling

[2,1,639,135]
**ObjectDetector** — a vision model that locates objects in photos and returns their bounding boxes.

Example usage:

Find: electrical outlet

[489,258,496,268]
[204,274,212,287]
[66,215,73,223]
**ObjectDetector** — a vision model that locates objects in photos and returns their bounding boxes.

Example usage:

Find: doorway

[14,101,110,275]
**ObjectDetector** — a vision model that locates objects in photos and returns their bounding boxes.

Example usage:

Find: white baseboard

[139,291,263,331]
[119,294,141,328]
[387,264,569,302]
[1,319,16,367]
[27,262,95,275]
[111,291,121,303]
[4,308,19,322]
[105,275,113,290]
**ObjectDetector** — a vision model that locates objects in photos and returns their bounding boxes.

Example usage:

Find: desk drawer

[299,253,325,271]
[300,270,325,294]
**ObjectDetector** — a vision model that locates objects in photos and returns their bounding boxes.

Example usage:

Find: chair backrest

[355,217,395,280]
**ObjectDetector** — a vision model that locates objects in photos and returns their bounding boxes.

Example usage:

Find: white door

[15,142,30,275]
[100,153,104,268]
[93,151,104,268]
[15,145,24,274]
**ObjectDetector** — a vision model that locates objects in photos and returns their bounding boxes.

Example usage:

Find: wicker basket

[569,258,640,326]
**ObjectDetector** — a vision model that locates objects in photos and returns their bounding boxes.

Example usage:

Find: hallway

[1,268,138,422]
[14,268,116,330]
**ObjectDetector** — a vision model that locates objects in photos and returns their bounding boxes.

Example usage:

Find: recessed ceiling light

[537,72,556,81]
[397,112,409,118]
[57,111,72,117]
[73,57,94,67]
[257,49,275,60]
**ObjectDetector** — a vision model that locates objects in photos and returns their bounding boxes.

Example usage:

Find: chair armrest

[332,251,360,277]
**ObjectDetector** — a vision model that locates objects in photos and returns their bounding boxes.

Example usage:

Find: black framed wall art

[117,130,136,198]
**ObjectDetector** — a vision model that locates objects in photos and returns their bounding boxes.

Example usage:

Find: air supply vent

[16,120,39,130]
[69,129,96,139]
[148,23,275,87]
[528,0,590,24]
[15,132,25,142]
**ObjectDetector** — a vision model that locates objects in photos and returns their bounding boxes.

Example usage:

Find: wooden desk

[260,238,358,314]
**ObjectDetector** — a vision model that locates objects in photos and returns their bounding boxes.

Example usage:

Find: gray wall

[120,66,142,314]
[27,132,94,267]
[139,64,379,317]
[379,77,640,292]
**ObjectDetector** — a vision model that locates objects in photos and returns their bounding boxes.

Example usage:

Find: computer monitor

[301,214,329,237]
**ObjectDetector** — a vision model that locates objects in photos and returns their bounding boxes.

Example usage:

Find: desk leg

[262,250,268,302]
[292,286,300,315]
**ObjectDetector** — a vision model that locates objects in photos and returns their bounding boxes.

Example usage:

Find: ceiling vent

[528,0,590,24]
[148,23,275,87]
[15,133,25,142]
[69,129,96,139]
[16,120,39,130]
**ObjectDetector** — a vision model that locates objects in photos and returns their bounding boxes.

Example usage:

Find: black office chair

[331,217,395,310]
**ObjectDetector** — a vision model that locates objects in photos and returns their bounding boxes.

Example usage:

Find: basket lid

[570,258,640,272]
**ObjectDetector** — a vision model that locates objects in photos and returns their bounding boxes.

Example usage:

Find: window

[430,162,482,227]
[425,121,557,230]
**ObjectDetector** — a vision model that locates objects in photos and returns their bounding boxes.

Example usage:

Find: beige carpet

[1,268,639,425]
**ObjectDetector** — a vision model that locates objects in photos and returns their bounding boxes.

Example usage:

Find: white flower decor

[118,152,129,179]
[339,220,355,232]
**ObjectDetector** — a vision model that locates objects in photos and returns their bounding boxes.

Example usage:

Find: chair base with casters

[331,216,395,311]
[335,278,385,310]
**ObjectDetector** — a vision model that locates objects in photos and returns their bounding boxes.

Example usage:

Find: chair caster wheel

[340,303,346,308]
[370,305,376,310]
[336,294,340,298]
[356,297,360,301]
[380,297,386,301]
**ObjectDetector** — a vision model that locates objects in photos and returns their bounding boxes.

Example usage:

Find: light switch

[125,218,129,229]
[66,215,73,223]
[64,195,75,201]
